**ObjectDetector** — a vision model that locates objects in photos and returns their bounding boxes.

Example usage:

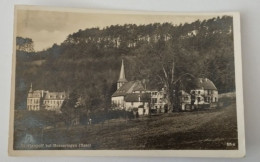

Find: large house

[27,83,66,112]
[43,91,66,111]
[180,78,218,111]
[27,84,45,111]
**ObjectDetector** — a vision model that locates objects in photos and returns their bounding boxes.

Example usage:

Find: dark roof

[112,81,145,97]
[195,78,217,90]
[125,93,150,102]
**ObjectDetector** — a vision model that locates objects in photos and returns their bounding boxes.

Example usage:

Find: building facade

[180,78,219,111]
[27,83,66,112]
[27,83,46,111]
[43,91,66,111]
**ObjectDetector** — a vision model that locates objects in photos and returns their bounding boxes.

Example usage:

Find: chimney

[138,94,141,102]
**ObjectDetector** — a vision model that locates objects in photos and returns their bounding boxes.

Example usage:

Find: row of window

[191,90,214,95]
[27,99,40,104]
[44,100,64,105]
[47,95,65,99]
[27,105,40,110]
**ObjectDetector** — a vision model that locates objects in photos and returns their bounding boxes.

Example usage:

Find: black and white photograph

[9,5,245,157]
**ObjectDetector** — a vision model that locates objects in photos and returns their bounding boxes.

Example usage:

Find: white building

[26,83,66,112]
[43,91,66,111]
[111,60,151,115]
[27,83,46,111]
[180,78,218,111]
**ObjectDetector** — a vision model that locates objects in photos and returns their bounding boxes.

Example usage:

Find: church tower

[117,59,128,89]
[28,83,33,98]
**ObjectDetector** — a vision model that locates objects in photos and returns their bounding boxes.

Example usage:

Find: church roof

[112,80,146,97]
[132,82,146,91]
[195,78,217,90]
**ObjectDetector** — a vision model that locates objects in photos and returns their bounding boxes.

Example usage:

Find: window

[197,97,201,103]
[131,102,133,106]
[152,98,157,103]
[198,91,200,94]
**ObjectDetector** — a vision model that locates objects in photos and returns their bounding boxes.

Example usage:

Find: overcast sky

[17,9,219,51]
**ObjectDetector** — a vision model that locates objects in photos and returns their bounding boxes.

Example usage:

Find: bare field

[30,100,238,150]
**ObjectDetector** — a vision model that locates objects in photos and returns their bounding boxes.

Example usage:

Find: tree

[60,91,80,127]
[16,37,35,52]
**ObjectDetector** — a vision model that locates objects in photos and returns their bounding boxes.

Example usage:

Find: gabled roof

[195,78,217,90]
[125,93,150,102]
[112,80,146,97]
[132,82,146,92]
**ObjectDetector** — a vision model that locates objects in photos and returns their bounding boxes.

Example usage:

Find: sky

[16,8,220,51]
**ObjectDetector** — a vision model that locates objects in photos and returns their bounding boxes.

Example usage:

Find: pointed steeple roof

[29,82,33,93]
[118,59,127,82]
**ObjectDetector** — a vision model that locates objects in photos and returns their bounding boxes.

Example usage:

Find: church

[111,60,167,115]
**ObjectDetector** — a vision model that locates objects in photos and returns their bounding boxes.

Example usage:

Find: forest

[15,15,235,111]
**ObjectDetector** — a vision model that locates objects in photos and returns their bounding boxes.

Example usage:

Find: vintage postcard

[9,5,245,157]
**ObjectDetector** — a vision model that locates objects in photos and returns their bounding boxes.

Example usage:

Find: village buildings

[111,60,218,115]
[27,83,66,112]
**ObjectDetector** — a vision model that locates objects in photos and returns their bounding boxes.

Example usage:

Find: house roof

[195,78,217,90]
[28,90,46,98]
[132,82,146,91]
[125,93,150,102]
[112,80,146,97]
[44,91,66,100]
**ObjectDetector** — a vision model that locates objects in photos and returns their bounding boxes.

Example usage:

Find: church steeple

[29,82,33,93]
[117,59,127,89]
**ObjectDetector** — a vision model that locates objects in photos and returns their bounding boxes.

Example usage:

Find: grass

[14,97,238,150]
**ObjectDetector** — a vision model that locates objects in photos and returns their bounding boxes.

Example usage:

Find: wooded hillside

[15,16,235,110]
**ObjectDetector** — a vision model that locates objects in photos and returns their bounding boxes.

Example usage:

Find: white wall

[111,96,124,108]
[1,0,259,161]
